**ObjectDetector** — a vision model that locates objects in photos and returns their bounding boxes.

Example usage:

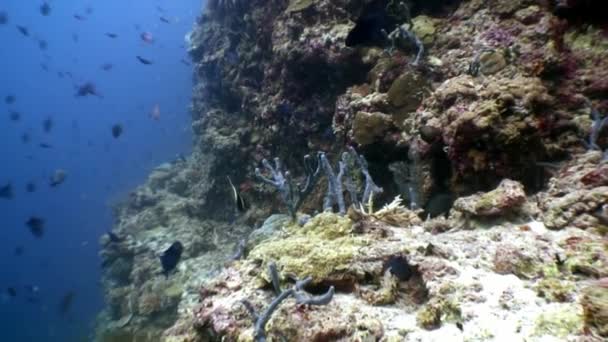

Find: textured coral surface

[95,0,608,341]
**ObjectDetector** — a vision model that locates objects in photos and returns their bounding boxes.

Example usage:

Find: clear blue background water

[0,1,200,340]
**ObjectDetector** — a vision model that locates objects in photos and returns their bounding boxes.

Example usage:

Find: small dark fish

[49,169,66,187]
[160,241,183,277]
[180,58,191,66]
[40,2,51,16]
[156,6,165,12]
[0,183,13,199]
[39,142,52,148]
[14,246,24,256]
[554,253,566,267]
[101,63,113,71]
[159,16,170,24]
[71,33,79,42]
[73,14,85,21]
[43,117,53,133]
[16,25,29,36]
[26,182,36,193]
[105,33,117,38]
[9,111,20,121]
[107,232,123,243]
[40,63,49,71]
[7,287,17,297]
[5,95,16,104]
[59,291,75,315]
[57,71,64,78]
[85,6,94,15]
[26,216,45,238]
[0,11,8,25]
[21,133,30,143]
[111,124,123,138]
[75,82,102,98]
[383,255,414,281]
[38,39,48,50]
[136,56,153,65]
[592,204,608,225]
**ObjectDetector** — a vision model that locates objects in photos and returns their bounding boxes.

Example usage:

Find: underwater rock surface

[96,0,608,341]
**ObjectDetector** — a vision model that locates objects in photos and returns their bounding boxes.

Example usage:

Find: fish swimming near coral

[383,255,415,281]
[160,241,183,277]
[107,231,123,243]
[58,290,75,315]
[0,183,13,199]
[227,176,247,214]
[50,169,67,187]
[26,216,45,238]
[592,204,608,226]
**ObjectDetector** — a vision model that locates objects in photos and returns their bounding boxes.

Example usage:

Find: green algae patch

[563,240,608,278]
[535,278,574,302]
[411,15,438,45]
[534,305,583,338]
[416,298,462,330]
[248,212,369,283]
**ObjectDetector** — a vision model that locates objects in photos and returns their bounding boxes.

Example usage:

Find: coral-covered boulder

[452,179,527,217]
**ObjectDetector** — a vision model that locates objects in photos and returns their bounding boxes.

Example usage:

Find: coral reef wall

[95,0,608,341]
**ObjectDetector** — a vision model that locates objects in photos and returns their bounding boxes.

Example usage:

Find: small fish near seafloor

[160,241,183,277]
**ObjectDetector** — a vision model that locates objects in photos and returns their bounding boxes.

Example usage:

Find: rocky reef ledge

[95,0,608,341]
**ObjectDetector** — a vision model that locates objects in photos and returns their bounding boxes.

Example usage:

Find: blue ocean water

[0,1,200,340]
